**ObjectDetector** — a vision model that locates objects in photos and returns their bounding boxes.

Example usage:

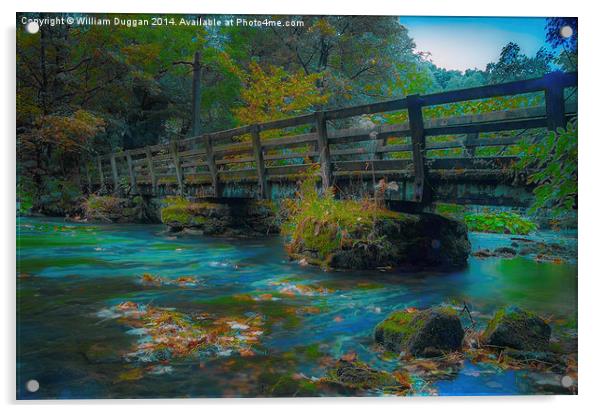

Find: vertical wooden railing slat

[251,125,268,199]
[406,94,429,203]
[315,111,332,189]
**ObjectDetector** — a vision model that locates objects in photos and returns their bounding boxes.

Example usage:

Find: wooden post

[251,125,268,199]
[203,134,220,197]
[170,141,184,196]
[110,154,119,194]
[464,132,478,157]
[544,71,567,132]
[192,51,202,137]
[145,147,157,195]
[406,94,429,203]
[125,151,138,195]
[315,111,332,190]
[97,156,105,191]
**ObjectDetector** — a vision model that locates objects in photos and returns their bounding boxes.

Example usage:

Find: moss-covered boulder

[287,210,470,270]
[374,306,464,357]
[83,195,159,223]
[482,306,551,351]
[160,197,278,237]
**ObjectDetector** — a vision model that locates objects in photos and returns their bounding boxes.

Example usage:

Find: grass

[282,172,401,261]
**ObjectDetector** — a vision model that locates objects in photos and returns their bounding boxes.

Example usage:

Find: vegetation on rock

[282,172,470,270]
[374,306,464,357]
[482,306,551,351]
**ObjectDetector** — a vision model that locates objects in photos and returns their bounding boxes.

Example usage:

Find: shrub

[464,212,537,235]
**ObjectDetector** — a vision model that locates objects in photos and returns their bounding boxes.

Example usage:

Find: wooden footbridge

[86,71,577,207]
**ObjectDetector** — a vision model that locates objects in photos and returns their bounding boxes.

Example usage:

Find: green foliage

[516,121,577,215]
[434,203,467,218]
[464,212,537,235]
[36,178,82,216]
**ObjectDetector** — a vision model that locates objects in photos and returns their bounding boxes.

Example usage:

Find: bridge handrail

[90,71,577,202]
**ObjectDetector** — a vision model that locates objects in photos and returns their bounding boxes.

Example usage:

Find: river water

[16,217,577,399]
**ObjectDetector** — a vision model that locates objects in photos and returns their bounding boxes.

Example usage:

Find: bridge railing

[89,71,577,203]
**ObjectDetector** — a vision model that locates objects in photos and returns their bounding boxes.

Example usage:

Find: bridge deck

[86,72,577,207]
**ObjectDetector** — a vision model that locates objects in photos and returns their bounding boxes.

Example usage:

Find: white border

[2,1,600,412]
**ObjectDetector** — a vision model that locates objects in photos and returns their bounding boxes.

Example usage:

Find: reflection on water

[16,218,577,399]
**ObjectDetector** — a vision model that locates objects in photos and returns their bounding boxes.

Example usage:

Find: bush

[464,212,537,235]
[516,120,577,215]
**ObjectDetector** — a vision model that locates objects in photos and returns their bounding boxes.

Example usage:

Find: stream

[16,217,577,399]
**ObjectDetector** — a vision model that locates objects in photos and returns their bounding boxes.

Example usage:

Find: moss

[326,360,404,391]
[375,306,464,356]
[482,306,551,351]
[269,374,319,397]
[160,197,221,226]
[302,343,322,360]
[377,310,420,337]
[483,309,505,338]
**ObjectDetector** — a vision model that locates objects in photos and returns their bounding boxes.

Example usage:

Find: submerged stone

[482,306,551,351]
[326,358,409,392]
[374,306,464,357]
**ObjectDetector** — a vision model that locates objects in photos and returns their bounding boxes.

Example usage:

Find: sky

[397,17,549,72]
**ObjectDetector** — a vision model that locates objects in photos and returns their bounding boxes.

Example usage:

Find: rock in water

[314,213,470,270]
[160,198,279,237]
[482,306,551,351]
[374,306,464,357]
[328,359,408,391]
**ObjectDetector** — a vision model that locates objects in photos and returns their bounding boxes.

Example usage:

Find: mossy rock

[160,197,278,237]
[374,306,464,357]
[326,359,404,391]
[83,195,159,223]
[268,375,320,397]
[289,211,470,270]
[482,306,551,351]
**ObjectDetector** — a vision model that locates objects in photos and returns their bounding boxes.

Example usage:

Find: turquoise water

[16,217,577,399]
